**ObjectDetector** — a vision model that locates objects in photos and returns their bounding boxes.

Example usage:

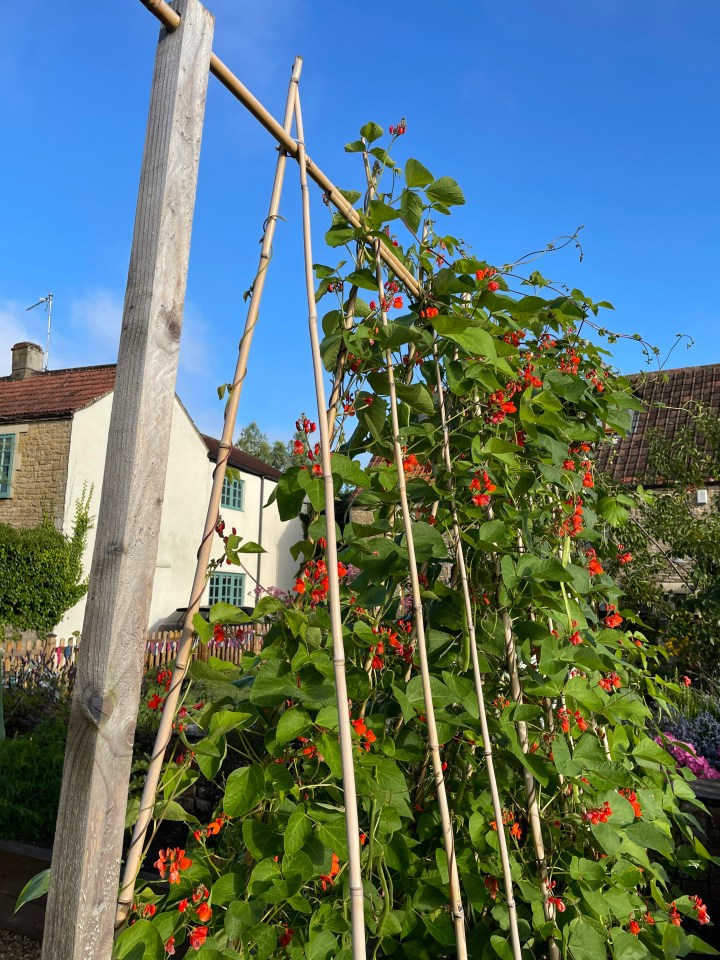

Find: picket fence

[2,623,268,678]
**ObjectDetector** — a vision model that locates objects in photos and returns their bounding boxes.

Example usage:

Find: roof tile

[0,365,116,422]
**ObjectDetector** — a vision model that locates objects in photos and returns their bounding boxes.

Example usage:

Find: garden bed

[0,842,51,941]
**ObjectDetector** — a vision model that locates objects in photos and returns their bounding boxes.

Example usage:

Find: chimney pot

[11,342,44,380]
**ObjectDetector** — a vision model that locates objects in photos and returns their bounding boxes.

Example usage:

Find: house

[0,342,302,635]
[597,361,720,593]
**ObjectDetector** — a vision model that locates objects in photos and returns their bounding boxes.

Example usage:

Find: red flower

[392,296,403,309]
[154,848,192,883]
[668,903,682,926]
[189,927,209,950]
[472,494,491,507]
[484,876,498,900]
[351,718,367,736]
[165,936,176,956]
[142,903,156,918]
[312,463,323,476]
[294,579,306,594]
[196,902,212,923]
[320,853,340,891]
[148,694,164,711]
[682,676,692,687]
[568,630,583,646]
[628,920,640,936]
[487,281,500,291]
[692,895,711,925]
[510,822,522,839]
[293,439,304,455]
[337,562,348,578]
[177,899,189,913]
[279,927,294,948]
[371,655,383,669]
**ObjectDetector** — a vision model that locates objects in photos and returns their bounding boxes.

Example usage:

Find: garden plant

[112,124,718,960]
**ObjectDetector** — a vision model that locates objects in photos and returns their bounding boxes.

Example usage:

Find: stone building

[597,361,720,593]
[0,342,302,634]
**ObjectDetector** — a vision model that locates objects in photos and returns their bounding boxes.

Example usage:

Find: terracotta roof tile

[201,434,282,480]
[0,365,116,422]
[597,362,720,485]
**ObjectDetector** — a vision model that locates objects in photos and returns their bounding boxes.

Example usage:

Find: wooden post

[41,4,213,959]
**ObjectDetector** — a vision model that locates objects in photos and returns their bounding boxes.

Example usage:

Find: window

[221,476,244,511]
[0,435,14,498]
[209,572,246,608]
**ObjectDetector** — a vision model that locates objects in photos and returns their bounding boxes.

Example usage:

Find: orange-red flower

[189,927,209,950]
[196,902,212,923]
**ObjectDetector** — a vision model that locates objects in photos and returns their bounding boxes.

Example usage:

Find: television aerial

[26,293,53,371]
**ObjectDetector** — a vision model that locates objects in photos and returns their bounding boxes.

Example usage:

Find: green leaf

[276,706,313,744]
[405,158,434,188]
[426,176,465,207]
[208,709,255,737]
[330,453,371,487]
[306,930,338,960]
[224,763,265,817]
[211,872,245,905]
[155,799,199,825]
[209,602,249,624]
[243,819,281,861]
[400,189,423,235]
[360,121,384,143]
[597,496,630,527]
[403,521,448,562]
[567,917,608,960]
[193,732,227,780]
[345,268,379,292]
[610,927,652,960]
[193,613,213,643]
[14,868,49,913]
[114,919,165,960]
[433,316,496,359]
[344,140,365,153]
[394,381,435,415]
[284,807,312,855]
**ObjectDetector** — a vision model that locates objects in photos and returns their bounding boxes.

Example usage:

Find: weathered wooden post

[41,3,213,958]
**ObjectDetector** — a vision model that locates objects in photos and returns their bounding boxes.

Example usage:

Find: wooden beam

[41,3,213,958]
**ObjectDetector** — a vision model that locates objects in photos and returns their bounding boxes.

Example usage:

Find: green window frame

[0,434,14,498]
[208,572,246,608]
[221,476,245,511]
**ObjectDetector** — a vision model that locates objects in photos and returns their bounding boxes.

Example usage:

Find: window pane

[0,435,14,497]
[208,572,245,608]
[221,476,244,510]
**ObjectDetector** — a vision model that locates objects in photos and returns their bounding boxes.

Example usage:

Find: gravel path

[0,932,41,960]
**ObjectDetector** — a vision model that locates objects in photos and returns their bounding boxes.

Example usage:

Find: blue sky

[2,0,719,442]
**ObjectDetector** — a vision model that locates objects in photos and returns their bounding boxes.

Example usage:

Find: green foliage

[0,489,92,634]
[123,125,717,959]
[606,405,720,682]
[0,720,66,845]
[235,421,292,471]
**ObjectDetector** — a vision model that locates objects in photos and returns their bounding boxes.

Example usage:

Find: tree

[606,403,720,684]
[235,421,290,471]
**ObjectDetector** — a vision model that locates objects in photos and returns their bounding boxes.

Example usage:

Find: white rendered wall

[59,393,303,636]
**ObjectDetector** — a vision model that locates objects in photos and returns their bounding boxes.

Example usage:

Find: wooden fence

[2,624,269,678]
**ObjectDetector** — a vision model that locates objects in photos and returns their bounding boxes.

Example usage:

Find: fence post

[41,4,214,959]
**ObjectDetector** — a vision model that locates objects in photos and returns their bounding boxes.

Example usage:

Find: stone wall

[0,419,72,529]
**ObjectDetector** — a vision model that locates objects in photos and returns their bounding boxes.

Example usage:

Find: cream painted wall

[58,393,302,637]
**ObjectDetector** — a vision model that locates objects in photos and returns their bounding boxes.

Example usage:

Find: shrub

[0,488,92,635]
[0,720,67,846]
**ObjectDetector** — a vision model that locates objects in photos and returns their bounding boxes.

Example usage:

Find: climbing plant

[117,126,716,960]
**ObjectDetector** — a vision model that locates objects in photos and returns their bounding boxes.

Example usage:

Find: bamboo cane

[139,0,421,297]
[432,342,522,959]
[294,92,366,960]
[371,244,468,960]
[492,549,560,959]
[115,57,303,926]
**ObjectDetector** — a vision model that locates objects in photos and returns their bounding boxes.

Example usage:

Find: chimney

[11,342,44,380]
